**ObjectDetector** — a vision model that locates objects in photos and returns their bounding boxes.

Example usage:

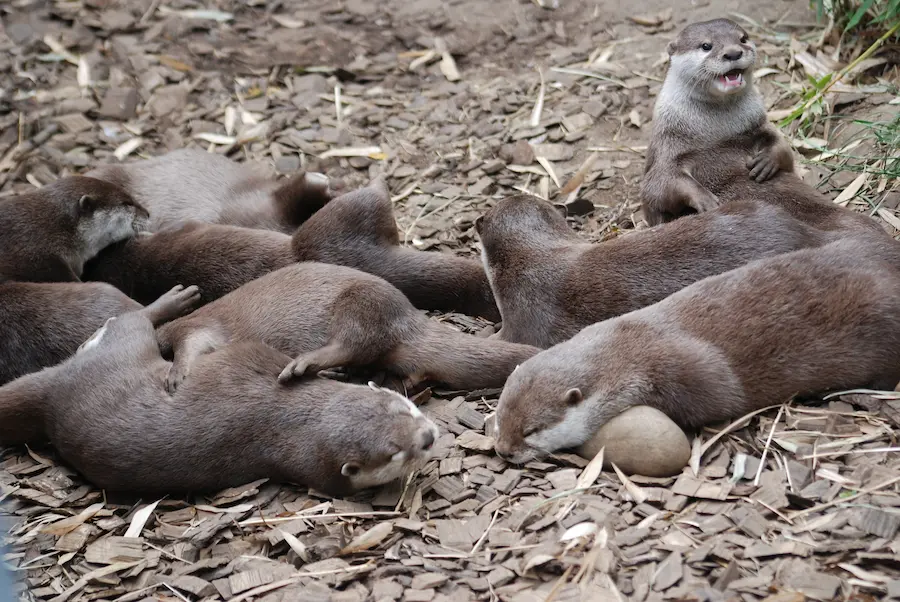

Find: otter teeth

[720,71,744,88]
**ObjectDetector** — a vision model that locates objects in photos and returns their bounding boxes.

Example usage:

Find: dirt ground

[2,0,900,601]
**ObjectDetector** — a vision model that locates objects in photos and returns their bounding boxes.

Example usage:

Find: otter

[0,286,439,496]
[292,178,500,321]
[86,148,333,233]
[640,18,882,238]
[155,262,538,394]
[476,194,855,348]
[0,176,150,282]
[493,236,900,463]
[0,281,142,385]
[83,221,294,306]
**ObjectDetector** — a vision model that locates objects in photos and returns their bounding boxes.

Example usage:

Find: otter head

[475,194,570,280]
[666,18,757,100]
[45,176,150,265]
[321,382,440,495]
[494,323,652,464]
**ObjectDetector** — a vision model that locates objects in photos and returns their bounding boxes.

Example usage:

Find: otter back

[0,281,140,384]
[478,194,844,349]
[83,222,294,305]
[7,292,440,496]
[87,149,331,233]
[292,178,499,320]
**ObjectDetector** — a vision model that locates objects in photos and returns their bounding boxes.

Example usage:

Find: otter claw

[165,365,186,395]
[278,359,309,384]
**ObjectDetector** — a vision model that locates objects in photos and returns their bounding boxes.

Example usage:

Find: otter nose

[723,48,743,61]
[420,429,435,451]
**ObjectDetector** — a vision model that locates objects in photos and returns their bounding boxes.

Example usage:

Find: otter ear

[474,215,484,235]
[666,41,677,56]
[564,388,583,406]
[341,463,360,477]
[552,203,568,218]
[78,194,97,214]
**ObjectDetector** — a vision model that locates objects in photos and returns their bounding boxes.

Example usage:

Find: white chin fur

[349,448,431,490]
[524,398,596,456]
[711,79,746,95]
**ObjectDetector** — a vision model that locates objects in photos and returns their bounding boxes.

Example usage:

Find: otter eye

[523,427,538,438]
[740,35,748,43]
[700,43,712,52]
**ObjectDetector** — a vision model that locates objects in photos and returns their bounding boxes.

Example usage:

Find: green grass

[812,0,900,34]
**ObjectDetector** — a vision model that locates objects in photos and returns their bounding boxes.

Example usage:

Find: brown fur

[83,222,294,306]
[0,287,438,496]
[0,176,150,282]
[156,262,536,394]
[292,178,500,321]
[494,236,900,463]
[477,194,859,348]
[86,148,333,233]
[640,19,881,238]
[0,281,141,385]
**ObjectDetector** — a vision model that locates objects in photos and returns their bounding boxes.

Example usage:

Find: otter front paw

[277,358,311,384]
[747,151,782,182]
[165,364,188,395]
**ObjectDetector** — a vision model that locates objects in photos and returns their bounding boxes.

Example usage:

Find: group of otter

[1,18,898,497]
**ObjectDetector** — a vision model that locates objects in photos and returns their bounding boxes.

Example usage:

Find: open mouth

[718,69,745,89]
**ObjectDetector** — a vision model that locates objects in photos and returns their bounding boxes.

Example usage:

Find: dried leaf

[340,522,393,554]
[114,137,144,161]
[42,502,104,536]
[319,146,383,159]
[833,172,867,206]
[193,132,237,145]
[611,462,648,503]
[281,530,310,562]
[124,500,160,538]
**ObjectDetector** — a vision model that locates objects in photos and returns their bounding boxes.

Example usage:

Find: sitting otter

[86,148,333,233]
[640,18,883,239]
[0,286,439,496]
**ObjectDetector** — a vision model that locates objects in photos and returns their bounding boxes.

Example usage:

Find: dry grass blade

[699,403,784,457]
[535,156,561,189]
[754,404,785,486]
[559,152,599,196]
[114,138,144,161]
[530,68,546,128]
[318,146,383,159]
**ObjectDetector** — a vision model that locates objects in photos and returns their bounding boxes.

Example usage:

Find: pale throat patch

[524,392,599,454]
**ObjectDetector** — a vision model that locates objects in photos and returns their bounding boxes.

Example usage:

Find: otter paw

[690,190,721,213]
[277,359,311,384]
[747,153,780,182]
[165,365,187,395]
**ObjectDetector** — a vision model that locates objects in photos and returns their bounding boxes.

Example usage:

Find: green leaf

[846,0,877,30]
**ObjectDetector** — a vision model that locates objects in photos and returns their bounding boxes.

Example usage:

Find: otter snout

[722,47,743,61]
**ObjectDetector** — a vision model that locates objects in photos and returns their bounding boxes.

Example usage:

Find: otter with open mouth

[640,19,795,224]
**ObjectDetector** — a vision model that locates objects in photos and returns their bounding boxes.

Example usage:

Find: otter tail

[0,374,47,445]
[383,251,500,322]
[391,323,539,390]
[271,171,333,228]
